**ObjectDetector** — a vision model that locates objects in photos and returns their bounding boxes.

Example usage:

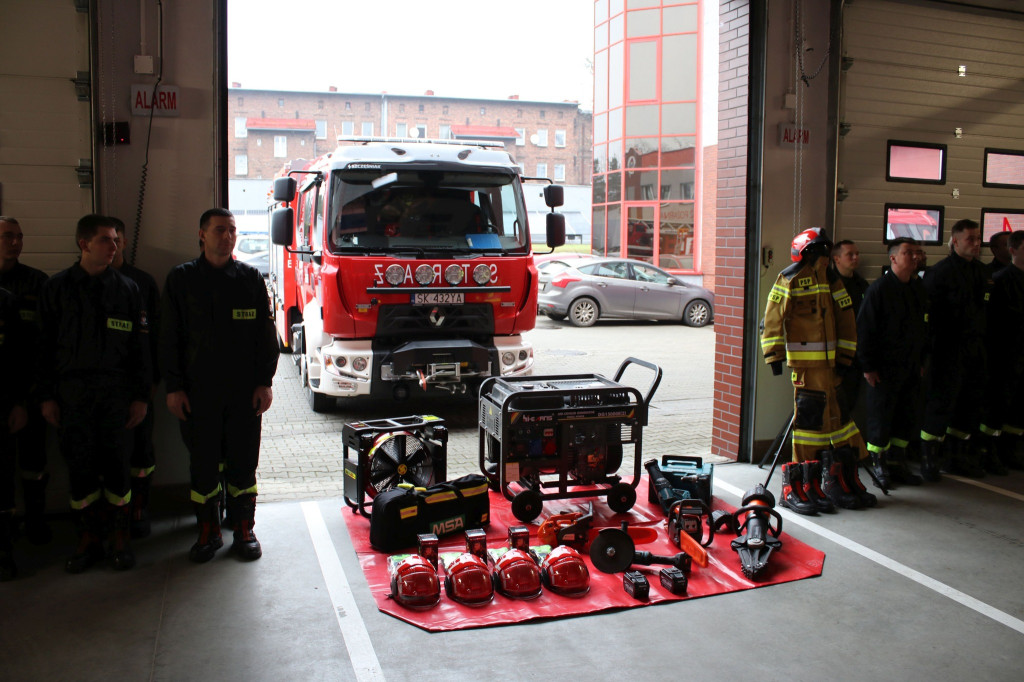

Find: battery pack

[659,566,688,595]
[623,570,650,600]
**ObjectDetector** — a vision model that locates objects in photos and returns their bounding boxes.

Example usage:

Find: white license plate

[412,292,464,305]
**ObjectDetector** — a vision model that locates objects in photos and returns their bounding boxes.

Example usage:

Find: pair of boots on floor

[780,447,878,515]
[917,435,1024,482]
[190,494,261,564]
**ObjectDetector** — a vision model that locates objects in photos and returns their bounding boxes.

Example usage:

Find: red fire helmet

[540,546,591,597]
[389,555,440,609]
[790,227,832,262]
[492,549,543,600]
[444,553,494,606]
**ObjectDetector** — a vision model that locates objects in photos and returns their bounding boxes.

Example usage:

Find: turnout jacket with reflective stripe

[761,256,857,369]
[856,270,929,375]
[160,255,278,395]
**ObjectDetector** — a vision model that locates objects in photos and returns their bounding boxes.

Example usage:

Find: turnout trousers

[791,367,865,463]
[179,388,261,503]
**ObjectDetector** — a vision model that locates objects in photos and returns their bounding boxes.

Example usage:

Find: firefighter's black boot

[919,440,943,483]
[820,449,861,510]
[110,503,135,571]
[21,474,52,545]
[868,449,892,491]
[780,462,818,515]
[997,434,1024,471]
[1,510,17,581]
[801,460,835,513]
[130,475,152,539]
[66,506,106,574]
[840,447,877,508]
[947,437,985,478]
[189,500,223,564]
[887,446,922,486]
[229,494,262,561]
[975,433,1008,476]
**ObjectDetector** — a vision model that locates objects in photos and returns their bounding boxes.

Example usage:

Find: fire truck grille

[375,303,495,340]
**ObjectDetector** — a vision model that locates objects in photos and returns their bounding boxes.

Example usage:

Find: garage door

[0,0,93,273]
[835,0,1024,274]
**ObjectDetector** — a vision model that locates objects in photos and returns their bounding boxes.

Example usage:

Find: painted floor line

[716,479,1024,636]
[944,474,1024,502]
[302,501,386,682]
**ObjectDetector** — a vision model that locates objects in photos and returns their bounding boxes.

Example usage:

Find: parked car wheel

[683,299,712,327]
[568,297,599,327]
[545,312,566,321]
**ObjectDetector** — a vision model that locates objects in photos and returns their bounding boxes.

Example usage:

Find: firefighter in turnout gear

[160,208,278,564]
[762,227,875,512]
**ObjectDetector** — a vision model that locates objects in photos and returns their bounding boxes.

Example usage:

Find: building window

[235,154,248,176]
[361,121,373,136]
[342,121,353,135]
[315,120,327,140]
[318,100,324,110]
[480,107,486,115]
[278,98,284,107]
[414,124,427,139]
[439,124,451,139]
[537,163,548,177]
[399,103,406,113]
[234,117,247,138]
[540,110,546,119]
[517,109,523,118]
[345,101,351,110]
[237,97,244,107]
[418,104,425,113]
[274,136,287,157]
[515,128,526,146]
[535,129,548,147]
[396,122,408,137]
[256,137,262,146]
[558,110,563,119]
[554,164,566,182]
[555,130,566,147]
[443,105,449,115]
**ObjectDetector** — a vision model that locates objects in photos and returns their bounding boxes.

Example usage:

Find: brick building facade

[228,87,592,185]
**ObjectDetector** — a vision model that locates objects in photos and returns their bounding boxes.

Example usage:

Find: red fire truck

[268,137,565,411]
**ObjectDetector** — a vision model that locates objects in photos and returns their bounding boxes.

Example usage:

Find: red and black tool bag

[369,474,490,552]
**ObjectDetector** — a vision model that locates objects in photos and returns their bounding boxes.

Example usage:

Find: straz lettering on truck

[431,515,467,535]
[372,263,498,287]
[232,308,258,320]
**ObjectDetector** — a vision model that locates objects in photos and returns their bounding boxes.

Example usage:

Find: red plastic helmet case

[540,546,591,597]
[492,549,543,600]
[790,226,829,262]
[444,553,495,605]
[390,555,440,609]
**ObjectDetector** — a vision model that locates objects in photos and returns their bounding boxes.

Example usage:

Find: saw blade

[588,528,636,574]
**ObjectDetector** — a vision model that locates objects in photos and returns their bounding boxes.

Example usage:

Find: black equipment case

[368,474,490,552]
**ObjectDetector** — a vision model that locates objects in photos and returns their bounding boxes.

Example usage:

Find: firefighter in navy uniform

[38,215,151,573]
[111,217,161,538]
[978,229,1024,473]
[856,239,929,488]
[1,286,30,580]
[160,208,278,564]
[762,227,875,514]
[0,216,53,545]
[920,218,991,480]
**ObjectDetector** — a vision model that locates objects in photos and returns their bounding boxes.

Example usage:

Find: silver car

[537,256,714,328]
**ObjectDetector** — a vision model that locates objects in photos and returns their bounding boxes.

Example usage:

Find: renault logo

[429,307,445,327]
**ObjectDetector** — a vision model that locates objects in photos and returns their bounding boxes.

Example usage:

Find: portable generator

[478,357,662,522]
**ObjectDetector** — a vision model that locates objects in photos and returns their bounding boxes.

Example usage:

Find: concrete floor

[2,464,1022,681]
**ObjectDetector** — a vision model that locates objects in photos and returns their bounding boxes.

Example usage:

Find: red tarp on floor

[341,478,825,631]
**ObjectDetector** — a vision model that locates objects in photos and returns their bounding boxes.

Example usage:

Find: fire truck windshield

[327,169,530,255]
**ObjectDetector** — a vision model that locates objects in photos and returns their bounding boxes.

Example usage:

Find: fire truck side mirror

[271,208,294,247]
[273,177,297,202]
[546,213,566,249]
[543,185,564,208]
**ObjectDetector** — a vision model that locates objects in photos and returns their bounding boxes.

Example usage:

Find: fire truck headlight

[519,350,529,362]
[444,264,464,285]
[385,264,405,286]
[415,264,434,286]
[501,351,516,367]
[352,357,368,372]
[472,264,491,285]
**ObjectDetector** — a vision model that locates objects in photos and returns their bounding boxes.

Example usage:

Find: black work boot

[189,500,223,564]
[887,446,922,486]
[229,494,262,561]
[820,449,861,510]
[801,460,835,513]
[0,511,17,582]
[110,504,136,571]
[869,450,892,491]
[975,433,1008,476]
[66,506,106,574]
[780,462,818,515]
[21,474,52,545]
[947,437,985,478]
[919,440,943,483]
[130,475,153,539]
[840,447,877,508]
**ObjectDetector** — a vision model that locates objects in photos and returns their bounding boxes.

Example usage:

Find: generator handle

[614,357,663,409]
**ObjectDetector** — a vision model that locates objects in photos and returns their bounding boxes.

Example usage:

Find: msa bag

[369,474,490,552]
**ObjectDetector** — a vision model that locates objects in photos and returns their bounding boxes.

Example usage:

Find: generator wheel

[511,489,543,523]
[606,483,637,514]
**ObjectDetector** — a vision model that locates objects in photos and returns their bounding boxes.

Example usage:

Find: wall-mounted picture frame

[884,203,944,244]
[886,140,947,184]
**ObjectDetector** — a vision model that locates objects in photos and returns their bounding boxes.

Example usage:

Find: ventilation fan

[341,415,448,517]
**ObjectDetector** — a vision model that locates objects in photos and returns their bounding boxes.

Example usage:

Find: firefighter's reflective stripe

[891,437,910,449]
[71,489,103,510]
[787,349,835,362]
[131,465,156,478]
[791,284,831,296]
[794,420,861,448]
[946,426,971,440]
[104,489,132,506]
[920,430,944,442]
[1003,424,1024,435]
[786,341,835,352]
[979,423,1001,437]
[837,339,857,353]
[767,284,789,303]
[761,335,785,351]
[832,288,853,310]
[228,483,258,497]
[866,441,889,454]
[833,420,861,443]
[191,483,223,504]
